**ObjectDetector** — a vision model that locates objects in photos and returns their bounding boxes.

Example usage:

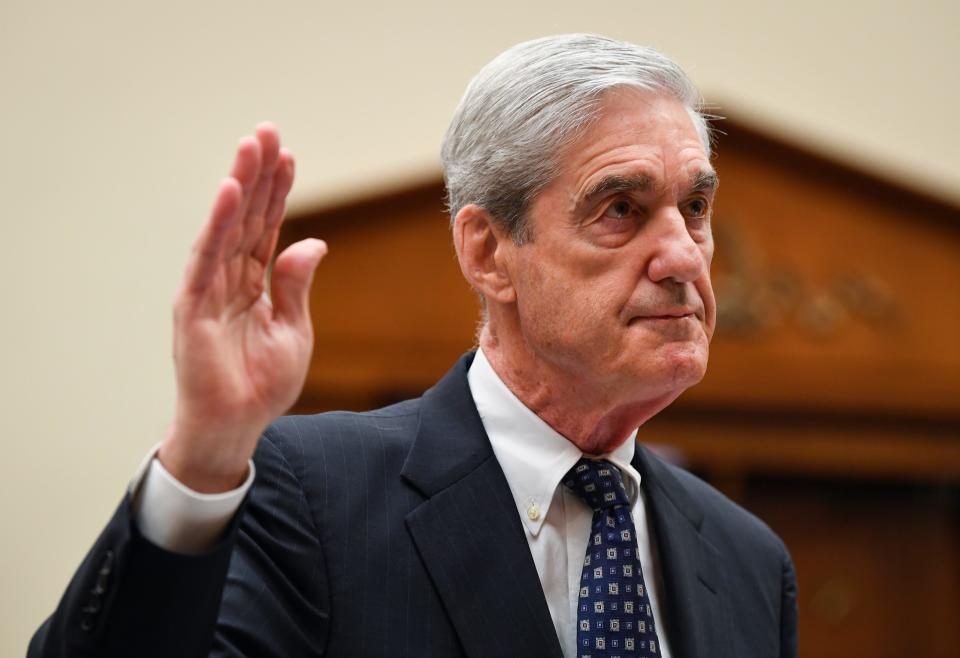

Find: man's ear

[452,204,517,304]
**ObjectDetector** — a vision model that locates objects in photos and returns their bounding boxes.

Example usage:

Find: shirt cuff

[129,444,255,554]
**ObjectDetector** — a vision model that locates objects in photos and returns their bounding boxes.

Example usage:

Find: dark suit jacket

[30,353,797,657]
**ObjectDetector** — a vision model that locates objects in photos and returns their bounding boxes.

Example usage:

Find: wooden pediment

[699,125,959,420]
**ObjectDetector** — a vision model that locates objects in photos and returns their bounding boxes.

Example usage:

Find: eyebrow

[582,174,653,206]
[690,170,719,194]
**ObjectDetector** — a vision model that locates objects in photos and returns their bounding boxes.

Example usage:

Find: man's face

[502,88,717,405]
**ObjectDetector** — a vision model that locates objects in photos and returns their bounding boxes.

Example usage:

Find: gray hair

[441,34,712,243]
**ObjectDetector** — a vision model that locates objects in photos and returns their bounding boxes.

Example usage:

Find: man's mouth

[629,308,699,322]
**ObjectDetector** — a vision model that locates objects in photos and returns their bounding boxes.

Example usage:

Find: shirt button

[527,503,540,521]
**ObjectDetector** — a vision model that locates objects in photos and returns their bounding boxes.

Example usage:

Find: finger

[252,225,281,273]
[230,135,263,198]
[252,149,295,266]
[182,135,260,301]
[227,135,263,255]
[182,178,243,294]
[271,238,328,328]
[265,148,294,231]
[240,122,281,253]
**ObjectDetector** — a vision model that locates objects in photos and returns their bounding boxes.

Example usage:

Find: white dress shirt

[468,348,672,658]
[132,348,671,657]
[130,445,254,553]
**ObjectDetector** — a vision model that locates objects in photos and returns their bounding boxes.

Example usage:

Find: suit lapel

[633,446,735,658]
[401,354,564,658]
[398,353,735,658]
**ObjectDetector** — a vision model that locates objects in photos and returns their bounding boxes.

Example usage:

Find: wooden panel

[640,410,960,483]
[747,479,960,658]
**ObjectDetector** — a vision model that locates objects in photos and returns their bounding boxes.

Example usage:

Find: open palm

[159,124,326,492]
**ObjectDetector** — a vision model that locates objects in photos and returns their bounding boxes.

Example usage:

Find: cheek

[698,274,716,339]
[698,244,717,338]
[509,237,640,352]
[516,265,620,342]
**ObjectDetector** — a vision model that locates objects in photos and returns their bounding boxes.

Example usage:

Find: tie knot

[562,458,631,511]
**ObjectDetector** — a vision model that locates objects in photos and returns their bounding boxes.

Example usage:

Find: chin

[670,358,707,389]
[648,341,709,391]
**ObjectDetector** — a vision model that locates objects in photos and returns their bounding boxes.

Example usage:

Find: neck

[478,324,680,456]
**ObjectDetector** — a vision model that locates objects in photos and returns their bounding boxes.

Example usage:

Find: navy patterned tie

[563,458,661,657]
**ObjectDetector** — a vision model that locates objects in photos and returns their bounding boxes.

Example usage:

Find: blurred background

[1,1,957,656]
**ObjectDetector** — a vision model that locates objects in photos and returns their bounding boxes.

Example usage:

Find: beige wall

[2,0,956,652]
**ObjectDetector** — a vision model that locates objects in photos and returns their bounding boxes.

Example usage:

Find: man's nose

[646,210,706,284]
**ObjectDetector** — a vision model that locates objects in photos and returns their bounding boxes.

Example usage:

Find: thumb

[271,238,327,326]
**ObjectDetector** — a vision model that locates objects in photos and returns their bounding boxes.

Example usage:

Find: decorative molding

[713,217,901,340]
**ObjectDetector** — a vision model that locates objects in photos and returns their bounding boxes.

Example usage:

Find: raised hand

[158,123,327,493]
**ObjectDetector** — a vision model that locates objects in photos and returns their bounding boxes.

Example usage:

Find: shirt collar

[467,348,641,537]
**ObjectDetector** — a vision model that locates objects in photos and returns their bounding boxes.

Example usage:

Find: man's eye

[685,198,709,218]
[602,200,634,219]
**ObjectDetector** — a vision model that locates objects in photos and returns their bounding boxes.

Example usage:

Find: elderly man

[30,35,796,658]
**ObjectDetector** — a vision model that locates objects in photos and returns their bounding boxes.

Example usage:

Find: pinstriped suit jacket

[29,352,797,657]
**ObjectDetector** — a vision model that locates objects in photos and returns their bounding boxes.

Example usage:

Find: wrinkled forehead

[586,85,712,155]
[554,90,713,194]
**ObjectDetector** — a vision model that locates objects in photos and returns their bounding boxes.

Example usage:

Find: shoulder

[646,452,796,643]
[642,449,798,656]
[249,398,423,498]
[259,398,421,458]
[677,464,785,544]
[645,450,792,571]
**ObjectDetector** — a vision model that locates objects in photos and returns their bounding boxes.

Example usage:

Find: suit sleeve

[27,493,239,658]
[779,544,799,658]
[28,428,330,658]
[210,431,331,656]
